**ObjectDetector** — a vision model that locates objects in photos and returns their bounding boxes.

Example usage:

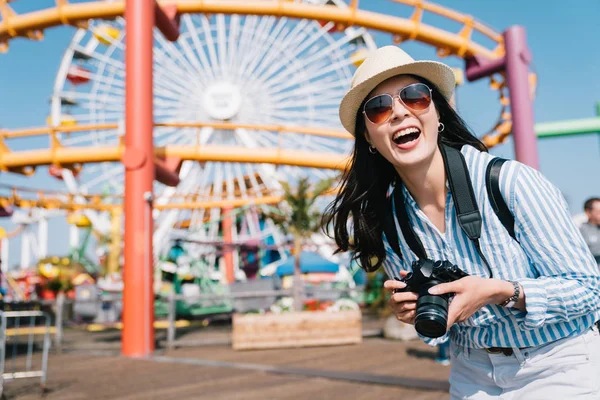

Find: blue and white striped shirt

[381,145,600,349]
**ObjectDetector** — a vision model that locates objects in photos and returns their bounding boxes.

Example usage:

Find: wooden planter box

[232,310,362,350]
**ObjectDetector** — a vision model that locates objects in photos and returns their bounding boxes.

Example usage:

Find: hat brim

[339,61,456,136]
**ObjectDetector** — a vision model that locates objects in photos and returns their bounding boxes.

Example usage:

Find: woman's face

[363,75,440,170]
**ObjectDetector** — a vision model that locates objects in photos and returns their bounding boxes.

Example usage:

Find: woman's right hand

[384,270,419,325]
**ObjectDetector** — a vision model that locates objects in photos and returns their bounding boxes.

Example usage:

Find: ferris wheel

[49,0,377,266]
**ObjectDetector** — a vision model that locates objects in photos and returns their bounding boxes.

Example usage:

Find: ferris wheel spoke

[261,36,355,92]
[275,132,337,153]
[156,33,203,81]
[85,54,125,81]
[256,25,331,87]
[200,15,222,79]
[244,129,277,149]
[241,31,292,82]
[245,165,266,196]
[153,53,200,96]
[248,18,312,80]
[196,162,214,197]
[224,162,236,199]
[236,16,279,79]
[271,88,347,108]
[248,36,306,88]
[270,75,346,98]
[154,128,185,146]
[259,110,337,124]
[233,162,254,199]
[61,130,119,147]
[234,16,261,78]
[267,55,354,97]
[181,15,218,82]
[311,136,352,153]
[177,37,213,86]
[242,17,290,78]
[151,47,205,97]
[215,14,230,76]
[249,21,322,84]
[226,15,241,75]
[81,163,124,192]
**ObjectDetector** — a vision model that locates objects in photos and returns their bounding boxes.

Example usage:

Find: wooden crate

[232,310,362,350]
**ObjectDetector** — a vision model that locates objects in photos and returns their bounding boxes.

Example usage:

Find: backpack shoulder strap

[485,157,516,241]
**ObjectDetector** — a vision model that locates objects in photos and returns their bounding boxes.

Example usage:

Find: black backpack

[380,145,516,278]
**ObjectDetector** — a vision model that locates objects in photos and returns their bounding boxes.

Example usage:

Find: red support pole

[221,207,235,283]
[504,26,539,169]
[123,0,155,357]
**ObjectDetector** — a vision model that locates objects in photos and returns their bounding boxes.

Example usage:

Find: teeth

[393,127,420,140]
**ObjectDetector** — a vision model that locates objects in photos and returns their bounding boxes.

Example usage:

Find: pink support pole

[123,0,155,357]
[222,207,235,283]
[504,26,539,169]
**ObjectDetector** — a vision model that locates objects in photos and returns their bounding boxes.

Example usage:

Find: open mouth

[393,127,421,145]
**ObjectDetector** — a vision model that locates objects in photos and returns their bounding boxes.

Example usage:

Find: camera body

[395,259,469,338]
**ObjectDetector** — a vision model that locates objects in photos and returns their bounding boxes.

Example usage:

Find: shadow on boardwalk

[3,316,451,400]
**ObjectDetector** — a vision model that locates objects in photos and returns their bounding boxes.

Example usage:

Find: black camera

[394,259,469,338]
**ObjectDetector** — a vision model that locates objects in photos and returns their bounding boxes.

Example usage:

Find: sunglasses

[362,83,433,125]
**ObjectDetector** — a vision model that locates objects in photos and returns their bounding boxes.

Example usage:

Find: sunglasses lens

[364,95,393,124]
[400,83,431,111]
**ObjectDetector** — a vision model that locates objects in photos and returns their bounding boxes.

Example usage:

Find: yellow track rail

[0,193,286,211]
[0,144,348,173]
[0,121,352,140]
[0,185,339,211]
[0,0,502,58]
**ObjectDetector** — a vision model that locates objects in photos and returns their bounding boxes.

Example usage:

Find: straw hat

[339,46,456,136]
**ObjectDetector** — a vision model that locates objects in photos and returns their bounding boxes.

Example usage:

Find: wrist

[497,280,521,308]
[489,279,516,305]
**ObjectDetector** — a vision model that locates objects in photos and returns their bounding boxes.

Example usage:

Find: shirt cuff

[421,331,450,347]
[509,278,548,330]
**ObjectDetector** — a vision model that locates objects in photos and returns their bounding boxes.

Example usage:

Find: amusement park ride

[0,0,595,357]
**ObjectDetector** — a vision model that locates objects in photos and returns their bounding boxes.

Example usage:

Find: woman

[325,46,600,398]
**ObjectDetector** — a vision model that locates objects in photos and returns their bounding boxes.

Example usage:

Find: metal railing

[0,281,364,354]
[162,286,361,350]
[0,310,51,396]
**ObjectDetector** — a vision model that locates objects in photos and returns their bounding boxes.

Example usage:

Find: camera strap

[385,144,494,277]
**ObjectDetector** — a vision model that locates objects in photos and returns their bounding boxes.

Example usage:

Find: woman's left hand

[428,277,514,330]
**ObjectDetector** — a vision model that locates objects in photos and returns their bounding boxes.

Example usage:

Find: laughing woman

[324,46,600,399]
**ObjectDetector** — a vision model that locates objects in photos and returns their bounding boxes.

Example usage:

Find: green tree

[266,177,335,311]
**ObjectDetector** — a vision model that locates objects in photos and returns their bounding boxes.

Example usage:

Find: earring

[368,145,377,154]
[438,122,445,132]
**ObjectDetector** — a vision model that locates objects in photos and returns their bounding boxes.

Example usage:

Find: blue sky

[0,0,599,267]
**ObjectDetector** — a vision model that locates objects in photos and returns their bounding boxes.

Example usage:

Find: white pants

[449,326,600,399]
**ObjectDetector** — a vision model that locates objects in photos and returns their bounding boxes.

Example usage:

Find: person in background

[167,239,186,264]
[580,197,600,265]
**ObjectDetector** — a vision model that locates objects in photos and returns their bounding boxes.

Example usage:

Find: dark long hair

[323,75,487,272]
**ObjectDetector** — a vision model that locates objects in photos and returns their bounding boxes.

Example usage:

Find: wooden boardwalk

[3,317,451,399]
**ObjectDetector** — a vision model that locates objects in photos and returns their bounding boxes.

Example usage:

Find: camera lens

[414,291,449,338]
